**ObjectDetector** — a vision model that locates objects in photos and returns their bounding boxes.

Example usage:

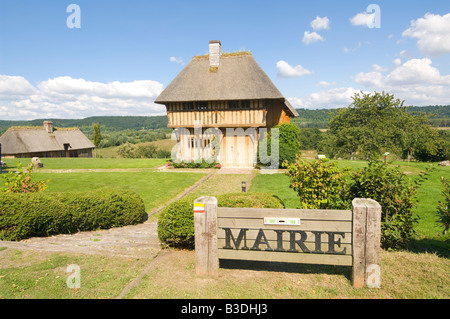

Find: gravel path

[0,221,161,259]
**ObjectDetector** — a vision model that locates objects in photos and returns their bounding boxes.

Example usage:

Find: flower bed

[165,160,221,169]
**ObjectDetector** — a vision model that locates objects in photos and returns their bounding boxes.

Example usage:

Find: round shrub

[0,188,146,241]
[216,192,284,209]
[348,160,421,249]
[157,193,284,249]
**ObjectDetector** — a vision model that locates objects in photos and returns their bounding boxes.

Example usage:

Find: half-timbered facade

[155,41,298,168]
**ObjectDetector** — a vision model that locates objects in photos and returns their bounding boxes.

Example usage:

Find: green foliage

[437,176,450,234]
[117,142,171,159]
[157,193,284,249]
[258,123,301,168]
[283,155,429,249]
[98,129,169,148]
[92,123,102,148]
[321,91,444,161]
[1,163,48,193]
[168,159,221,169]
[348,159,429,249]
[0,188,146,241]
[291,108,338,129]
[283,156,350,210]
[298,128,323,150]
[215,192,284,209]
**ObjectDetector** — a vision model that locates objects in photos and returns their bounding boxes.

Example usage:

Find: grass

[0,157,449,299]
[3,158,167,170]
[31,171,206,212]
[1,247,448,299]
[0,248,150,299]
[1,158,206,212]
[124,249,449,299]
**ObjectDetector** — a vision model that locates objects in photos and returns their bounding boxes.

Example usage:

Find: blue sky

[0,0,449,120]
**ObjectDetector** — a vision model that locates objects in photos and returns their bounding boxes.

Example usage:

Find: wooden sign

[194,197,381,288]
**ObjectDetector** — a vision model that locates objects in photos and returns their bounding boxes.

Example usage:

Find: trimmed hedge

[157,193,284,249]
[0,188,146,241]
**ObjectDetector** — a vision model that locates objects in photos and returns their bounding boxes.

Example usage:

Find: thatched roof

[155,53,298,117]
[0,127,95,155]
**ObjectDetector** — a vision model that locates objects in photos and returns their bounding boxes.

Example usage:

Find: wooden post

[194,196,219,277]
[351,198,382,288]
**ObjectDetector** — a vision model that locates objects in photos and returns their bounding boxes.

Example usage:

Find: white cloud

[353,57,450,105]
[402,13,450,56]
[387,58,443,85]
[353,71,385,88]
[371,64,389,73]
[399,50,411,58]
[0,75,165,120]
[276,60,313,78]
[342,42,364,54]
[316,81,337,88]
[393,58,402,67]
[170,56,184,64]
[350,12,375,27]
[311,16,330,31]
[288,87,361,109]
[0,75,37,96]
[302,31,324,45]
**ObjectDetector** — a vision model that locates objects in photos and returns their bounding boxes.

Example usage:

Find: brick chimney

[209,40,221,67]
[43,121,53,133]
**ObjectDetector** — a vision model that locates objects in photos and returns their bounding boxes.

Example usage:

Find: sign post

[194,197,381,288]
[194,196,218,277]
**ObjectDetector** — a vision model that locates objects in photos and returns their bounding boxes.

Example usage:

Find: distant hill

[0,105,448,134]
[0,116,168,133]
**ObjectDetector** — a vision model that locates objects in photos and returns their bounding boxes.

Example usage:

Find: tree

[437,176,450,235]
[258,123,301,168]
[93,123,102,157]
[322,91,443,161]
[93,123,102,148]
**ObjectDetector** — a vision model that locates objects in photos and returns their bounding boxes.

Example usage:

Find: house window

[228,101,239,109]
[196,101,208,110]
[242,100,250,109]
[183,102,194,110]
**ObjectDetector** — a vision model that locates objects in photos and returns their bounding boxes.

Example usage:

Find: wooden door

[221,130,256,168]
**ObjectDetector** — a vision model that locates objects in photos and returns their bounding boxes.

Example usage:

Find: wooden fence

[194,197,381,288]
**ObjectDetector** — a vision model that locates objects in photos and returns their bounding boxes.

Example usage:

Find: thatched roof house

[155,40,298,168]
[155,49,298,118]
[0,121,95,158]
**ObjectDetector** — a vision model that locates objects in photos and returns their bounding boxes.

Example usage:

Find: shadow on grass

[220,259,352,280]
[406,237,450,259]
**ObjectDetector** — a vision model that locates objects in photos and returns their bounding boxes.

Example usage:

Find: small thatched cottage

[155,40,298,168]
[0,121,95,158]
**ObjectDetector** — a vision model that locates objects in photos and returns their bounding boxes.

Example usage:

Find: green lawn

[2,158,167,170]
[32,171,205,212]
